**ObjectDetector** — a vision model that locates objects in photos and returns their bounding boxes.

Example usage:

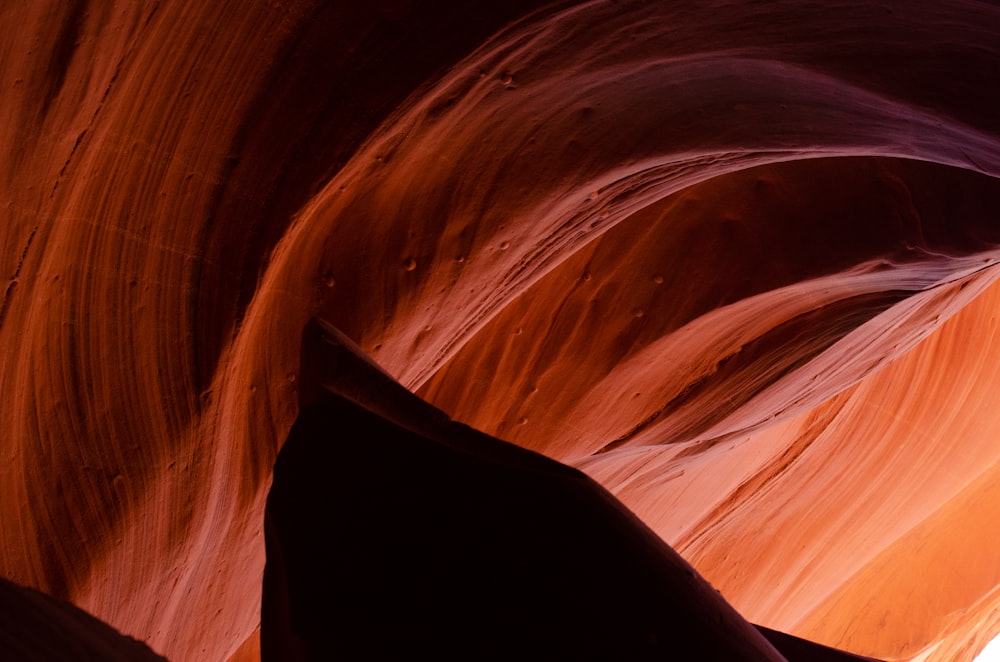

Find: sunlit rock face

[1,0,998,660]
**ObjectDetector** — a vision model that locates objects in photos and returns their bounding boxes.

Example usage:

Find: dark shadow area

[0,577,166,661]
[260,320,882,661]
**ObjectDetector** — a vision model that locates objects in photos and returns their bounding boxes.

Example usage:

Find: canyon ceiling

[2,0,1000,660]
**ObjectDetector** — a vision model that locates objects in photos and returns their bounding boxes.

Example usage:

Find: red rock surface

[1,0,999,660]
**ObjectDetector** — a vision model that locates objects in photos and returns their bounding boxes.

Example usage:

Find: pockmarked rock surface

[1,1,999,660]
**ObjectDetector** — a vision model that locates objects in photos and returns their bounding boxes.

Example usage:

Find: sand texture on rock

[1,1,999,660]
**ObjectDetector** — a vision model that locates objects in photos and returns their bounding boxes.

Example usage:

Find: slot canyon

[2,0,999,660]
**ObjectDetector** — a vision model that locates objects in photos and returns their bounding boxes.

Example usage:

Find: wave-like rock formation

[2,0,999,659]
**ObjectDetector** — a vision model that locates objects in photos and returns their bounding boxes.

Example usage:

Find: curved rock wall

[1,1,998,660]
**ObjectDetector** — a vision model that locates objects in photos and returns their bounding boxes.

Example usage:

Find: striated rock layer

[1,0,999,660]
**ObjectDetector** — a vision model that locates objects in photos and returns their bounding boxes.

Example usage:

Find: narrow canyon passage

[1,0,998,660]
